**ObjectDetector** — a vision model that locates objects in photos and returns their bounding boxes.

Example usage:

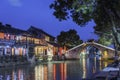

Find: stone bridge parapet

[65,42,117,59]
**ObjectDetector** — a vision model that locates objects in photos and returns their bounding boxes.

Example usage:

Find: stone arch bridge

[65,42,119,59]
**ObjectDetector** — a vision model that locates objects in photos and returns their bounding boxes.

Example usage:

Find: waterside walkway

[94,61,120,80]
[0,61,30,67]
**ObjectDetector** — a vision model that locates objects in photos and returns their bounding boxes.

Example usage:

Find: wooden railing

[0,38,47,46]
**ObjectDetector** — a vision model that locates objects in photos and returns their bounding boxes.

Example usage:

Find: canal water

[0,57,111,80]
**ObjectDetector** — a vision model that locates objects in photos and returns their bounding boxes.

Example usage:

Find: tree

[50,0,120,56]
[98,35,112,46]
[57,29,83,49]
[87,39,95,42]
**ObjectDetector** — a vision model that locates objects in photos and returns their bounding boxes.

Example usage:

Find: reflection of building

[34,63,67,80]
[0,66,35,80]
[0,23,58,61]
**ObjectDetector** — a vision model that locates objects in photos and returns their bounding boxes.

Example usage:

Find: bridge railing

[66,43,85,52]
[66,42,115,53]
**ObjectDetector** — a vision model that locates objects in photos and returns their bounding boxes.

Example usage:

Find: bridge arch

[65,42,115,60]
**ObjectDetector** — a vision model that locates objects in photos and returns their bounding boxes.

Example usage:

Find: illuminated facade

[0,23,58,61]
[34,63,67,80]
[0,26,27,56]
[27,26,59,60]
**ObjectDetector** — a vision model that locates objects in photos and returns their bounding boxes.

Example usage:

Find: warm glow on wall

[35,46,44,56]
[104,62,108,67]
[21,36,26,42]
[35,47,38,55]
[104,50,108,57]
[0,32,4,39]
[19,48,23,55]
[34,38,40,44]
[45,36,50,41]
[12,48,15,55]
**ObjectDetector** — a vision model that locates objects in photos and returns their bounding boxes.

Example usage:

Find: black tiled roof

[0,23,55,39]
[28,26,55,39]
[0,24,29,35]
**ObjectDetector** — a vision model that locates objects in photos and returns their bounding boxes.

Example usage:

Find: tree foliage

[57,29,83,48]
[50,0,120,50]
[87,39,96,42]
[98,35,112,46]
[50,0,120,30]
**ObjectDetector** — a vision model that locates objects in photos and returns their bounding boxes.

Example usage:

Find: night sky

[0,0,98,41]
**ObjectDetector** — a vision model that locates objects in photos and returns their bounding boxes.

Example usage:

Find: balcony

[0,38,47,46]
[0,38,15,46]
[15,40,47,46]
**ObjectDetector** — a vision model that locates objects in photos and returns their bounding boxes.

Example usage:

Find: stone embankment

[94,60,120,80]
[0,61,30,67]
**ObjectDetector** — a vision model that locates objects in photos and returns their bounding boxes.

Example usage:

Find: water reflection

[0,58,111,80]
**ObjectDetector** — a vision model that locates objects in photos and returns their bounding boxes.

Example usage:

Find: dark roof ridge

[29,26,55,38]
[0,24,28,35]
[4,24,26,32]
